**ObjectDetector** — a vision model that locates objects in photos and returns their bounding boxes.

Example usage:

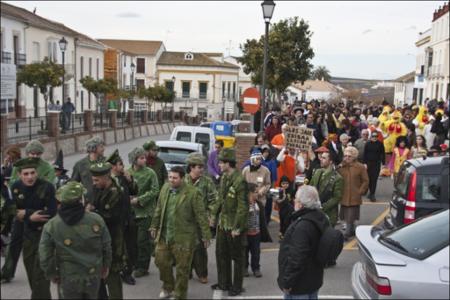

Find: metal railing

[93,112,111,130]
[7,116,48,144]
[15,53,26,66]
[1,51,12,64]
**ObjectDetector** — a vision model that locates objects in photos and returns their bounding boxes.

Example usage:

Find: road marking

[261,248,279,253]
[362,201,389,205]
[214,294,353,299]
[213,289,223,299]
[344,207,390,250]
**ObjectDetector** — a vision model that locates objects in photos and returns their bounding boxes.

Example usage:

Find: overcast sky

[5,1,444,79]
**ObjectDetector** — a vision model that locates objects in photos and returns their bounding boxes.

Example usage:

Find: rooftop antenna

[225,40,235,57]
[33,7,36,14]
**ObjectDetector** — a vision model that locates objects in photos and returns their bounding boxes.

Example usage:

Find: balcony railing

[199,92,207,99]
[1,51,12,64]
[15,53,26,66]
[182,92,190,98]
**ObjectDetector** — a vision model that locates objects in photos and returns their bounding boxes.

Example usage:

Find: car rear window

[380,210,449,260]
[418,175,441,202]
[176,132,191,142]
[395,165,411,196]
[195,133,210,152]
[158,147,194,164]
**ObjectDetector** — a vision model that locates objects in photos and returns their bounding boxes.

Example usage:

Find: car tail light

[404,171,417,224]
[365,267,392,295]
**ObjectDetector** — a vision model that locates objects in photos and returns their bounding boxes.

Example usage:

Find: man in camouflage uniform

[10,157,57,299]
[71,136,105,201]
[2,140,56,284]
[210,148,249,297]
[150,166,211,300]
[89,162,126,299]
[143,140,168,187]
[39,181,112,299]
[106,149,139,285]
[127,147,160,278]
[184,152,218,284]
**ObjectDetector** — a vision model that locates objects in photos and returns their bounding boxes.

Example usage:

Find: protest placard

[285,126,314,151]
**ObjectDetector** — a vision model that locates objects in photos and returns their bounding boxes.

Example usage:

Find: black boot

[121,272,136,285]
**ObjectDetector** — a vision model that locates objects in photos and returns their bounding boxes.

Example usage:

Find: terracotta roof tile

[97,39,163,55]
[394,71,415,82]
[157,52,239,69]
[292,80,340,93]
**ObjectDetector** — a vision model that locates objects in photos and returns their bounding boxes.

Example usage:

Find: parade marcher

[309,151,343,229]
[338,147,369,240]
[143,140,168,187]
[89,161,126,299]
[10,157,57,299]
[274,176,294,240]
[388,136,410,178]
[423,115,436,149]
[265,115,282,142]
[1,146,21,184]
[207,140,224,184]
[39,181,112,299]
[2,140,56,284]
[242,150,271,207]
[363,131,385,202]
[210,148,249,297]
[150,166,211,300]
[106,149,139,285]
[184,152,218,284]
[53,149,70,190]
[278,185,330,300]
[127,147,160,278]
[326,134,344,165]
[244,183,263,278]
[71,136,105,202]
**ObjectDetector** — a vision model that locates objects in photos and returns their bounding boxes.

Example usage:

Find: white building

[288,79,341,102]
[394,71,415,107]
[156,51,240,120]
[224,55,254,98]
[1,2,105,117]
[413,29,431,105]
[425,3,449,101]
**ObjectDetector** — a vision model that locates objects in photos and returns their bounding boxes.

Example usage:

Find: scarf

[250,164,261,172]
[147,155,156,166]
[58,202,85,226]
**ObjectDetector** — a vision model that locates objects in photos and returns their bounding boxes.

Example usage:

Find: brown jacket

[337,161,369,207]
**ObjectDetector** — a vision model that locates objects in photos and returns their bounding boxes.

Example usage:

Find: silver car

[156,140,206,171]
[352,209,449,299]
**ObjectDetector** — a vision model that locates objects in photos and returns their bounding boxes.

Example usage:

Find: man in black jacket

[363,132,385,202]
[278,185,330,300]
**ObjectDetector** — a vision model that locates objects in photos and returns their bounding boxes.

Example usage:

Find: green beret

[85,136,104,153]
[25,140,44,155]
[106,149,122,165]
[218,148,236,162]
[143,140,159,151]
[90,162,112,176]
[56,181,86,204]
[128,147,146,165]
[14,157,40,171]
[186,152,205,165]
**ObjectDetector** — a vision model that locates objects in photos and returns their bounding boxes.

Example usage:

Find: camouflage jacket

[127,166,159,219]
[184,175,218,218]
[39,212,112,283]
[71,155,105,202]
[150,182,211,249]
[210,169,249,233]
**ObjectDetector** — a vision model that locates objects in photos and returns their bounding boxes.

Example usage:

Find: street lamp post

[59,37,67,131]
[130,62,135,110]
[260,0,275,131]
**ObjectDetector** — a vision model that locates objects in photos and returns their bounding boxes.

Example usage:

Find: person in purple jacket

[207,140,224,184]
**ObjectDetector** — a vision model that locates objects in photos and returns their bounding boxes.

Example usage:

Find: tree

[79,76,118,112]
[17,57,64,113]
[238,16,315,102]
[139,84,175,111]
[311,66,331,82]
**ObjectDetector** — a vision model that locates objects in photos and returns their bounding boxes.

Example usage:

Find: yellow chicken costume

[383,110,407,153]
[378,106,392,134]
[413,106,429,135]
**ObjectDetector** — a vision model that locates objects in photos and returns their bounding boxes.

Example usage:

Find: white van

[170,126,215,153]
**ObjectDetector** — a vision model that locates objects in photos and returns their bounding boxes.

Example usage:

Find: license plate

[391,207,397,218]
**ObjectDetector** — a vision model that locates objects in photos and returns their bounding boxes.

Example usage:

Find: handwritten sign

[285,126,314,151]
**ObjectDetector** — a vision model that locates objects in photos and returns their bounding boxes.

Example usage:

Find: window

[123,74,126,88]
[199,82,207,99]
[222,82,226,98]
[227,82,231,99]
[184,52,194,60]
[232,82,236,99]
[80,56,84,78]
[124,55,126,67]
[89,57,92,76]
[394,165,412,197]
[96,58,99,79]
[195,133,210,152]
[182,82,190,98]
[136,58,145,74]
[32,42,40,62]
[419,175,440,201]
[165,81,174,91]
[81,90,84,111]
[53,42,57,63]
[176,131,191,142]
[136,79,145,90]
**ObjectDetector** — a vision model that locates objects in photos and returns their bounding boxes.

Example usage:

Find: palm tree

[311,66,331,82]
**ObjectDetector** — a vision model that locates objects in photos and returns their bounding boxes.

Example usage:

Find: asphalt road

[1,135,395,299]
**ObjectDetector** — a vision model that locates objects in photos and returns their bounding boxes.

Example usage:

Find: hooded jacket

[277,208,330,295]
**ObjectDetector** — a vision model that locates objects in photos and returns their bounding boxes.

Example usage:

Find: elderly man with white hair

[337,146,369,240]
[353,129,369,162]
[277,185,330,300]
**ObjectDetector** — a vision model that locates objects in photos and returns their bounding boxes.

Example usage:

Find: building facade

[288,79,341,102]
[413,29,431,105]
[394,71,415,107]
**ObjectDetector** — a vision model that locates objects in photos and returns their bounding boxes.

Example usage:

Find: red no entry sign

[241,87,260,115]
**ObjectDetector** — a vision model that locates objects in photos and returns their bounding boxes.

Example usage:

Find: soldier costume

[127,147,160,278]
[106,149,139,285]
[2,141,55,284]
[90,162,126,299]
[210,148,249,296]
[10,157,57,299]
[150,175,211,299]
[71,136,105,202]
[184,152,218,282]
[143,140,168,187]
[39,181,112,299]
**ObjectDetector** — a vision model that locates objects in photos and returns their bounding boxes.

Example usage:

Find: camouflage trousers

[22,233,51,299]
[58,277,101,299]
[134,217,154,273]
[215,228,247,291]
[191,241,208,278]
[155,241,194,300]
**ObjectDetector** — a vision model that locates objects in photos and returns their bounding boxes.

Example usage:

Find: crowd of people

[1,96,449,299]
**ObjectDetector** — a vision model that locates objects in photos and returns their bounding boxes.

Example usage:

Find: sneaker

[134,269,149,278]
[159,289,173,299]
[253,270,262,278]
